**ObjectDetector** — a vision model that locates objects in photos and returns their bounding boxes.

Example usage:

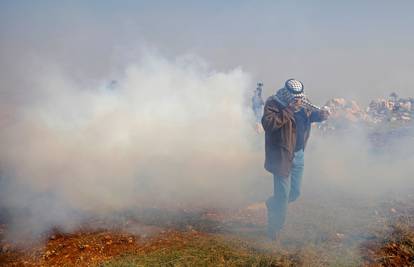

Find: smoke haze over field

[307,129,414,197]
[1,1,414,241]
[0,51,268,238]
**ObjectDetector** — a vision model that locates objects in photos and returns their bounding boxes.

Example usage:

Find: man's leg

[289,150,305,203]
[266,173,290,239]
[253,107,261,123]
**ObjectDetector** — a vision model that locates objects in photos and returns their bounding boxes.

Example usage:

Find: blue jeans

[266,149,305,235]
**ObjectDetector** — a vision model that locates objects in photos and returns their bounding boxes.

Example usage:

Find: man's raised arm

[310,109,329,123]
[261,99,291,132]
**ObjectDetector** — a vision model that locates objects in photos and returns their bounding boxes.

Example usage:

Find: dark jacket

[261,96,325,177]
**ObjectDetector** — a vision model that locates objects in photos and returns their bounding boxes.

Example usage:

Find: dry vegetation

[1,195,413,267]
[362,210,414,266]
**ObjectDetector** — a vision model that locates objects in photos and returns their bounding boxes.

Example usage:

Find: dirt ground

[1,198,413,267]
[0,224,204,266]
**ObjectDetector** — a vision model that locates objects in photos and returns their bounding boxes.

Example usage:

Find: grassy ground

[98,190,414,267]
[1,194,413,266]
[1,165,413,267]
[101,236,299,267]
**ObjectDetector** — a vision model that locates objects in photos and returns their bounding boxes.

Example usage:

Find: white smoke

[306,128,414,197]
[1,49,413,243]
[0,52,268,239]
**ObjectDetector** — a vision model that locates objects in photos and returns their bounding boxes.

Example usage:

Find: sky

[1,0,414,105]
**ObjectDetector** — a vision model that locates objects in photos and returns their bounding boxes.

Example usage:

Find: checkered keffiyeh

[273,79,305,107]
[285,79,304,96]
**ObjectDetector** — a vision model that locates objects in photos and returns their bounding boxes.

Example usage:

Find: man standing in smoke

[252,82,265,132]
[262,79,329,240]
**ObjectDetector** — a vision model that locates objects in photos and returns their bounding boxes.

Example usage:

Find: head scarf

[273,79,305,107]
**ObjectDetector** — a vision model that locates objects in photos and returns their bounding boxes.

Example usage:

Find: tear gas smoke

[0,51,413,243]
[306,126,414,197]
[0,52,266,239]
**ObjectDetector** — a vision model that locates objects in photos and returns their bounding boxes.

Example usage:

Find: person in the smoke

[252,82,265,132]
[262,79,329,241]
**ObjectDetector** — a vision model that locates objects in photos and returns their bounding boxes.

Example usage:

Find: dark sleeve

[261,100,291,131]
[310,110,327,123]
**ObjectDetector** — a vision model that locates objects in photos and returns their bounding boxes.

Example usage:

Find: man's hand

[319,109,330,121]
[286,98,302,112]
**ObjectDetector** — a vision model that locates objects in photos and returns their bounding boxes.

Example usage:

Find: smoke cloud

[1,48,413,243]
[1,2,413,244]
[0,51,271,239]
[306,127,414,197]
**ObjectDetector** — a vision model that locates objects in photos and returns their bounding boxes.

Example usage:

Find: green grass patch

[101,236,299,267]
